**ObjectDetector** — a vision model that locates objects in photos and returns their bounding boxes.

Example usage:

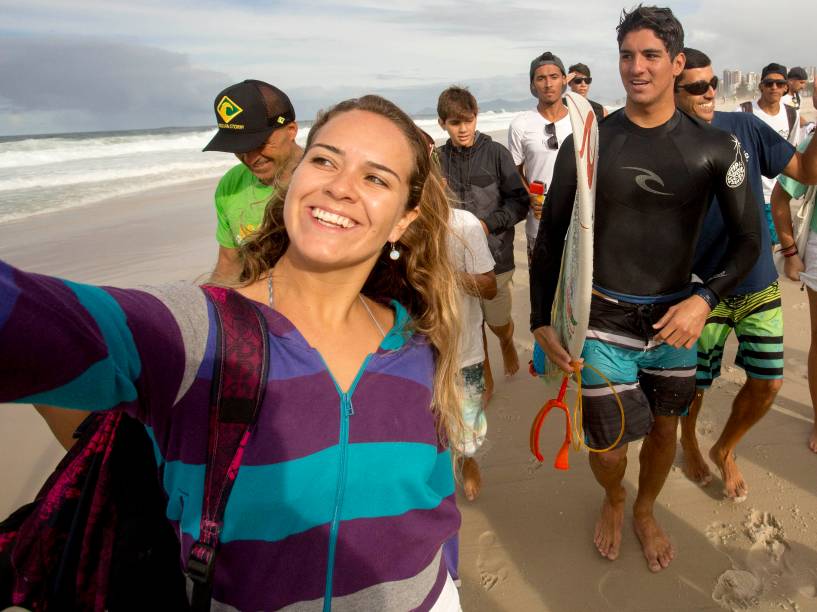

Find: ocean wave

[0,125,311,170]
[0,131,218,169]
[0,159,235,193]
[0,166,233,224]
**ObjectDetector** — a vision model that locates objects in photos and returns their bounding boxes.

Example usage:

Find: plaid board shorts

[579,293,697,449]
[696,281,784,387]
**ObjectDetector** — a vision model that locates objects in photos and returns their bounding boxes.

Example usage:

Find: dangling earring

[389,242,401,261]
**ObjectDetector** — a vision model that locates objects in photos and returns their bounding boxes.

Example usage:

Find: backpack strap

[187,286,269,611]
[740,101,753,114]
[785,104,797,140]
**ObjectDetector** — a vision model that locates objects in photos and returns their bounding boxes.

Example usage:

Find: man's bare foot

[633,512,674,572]
[461,457,482,501]
[809,425,817,453]
[499,339,519,376]
[709,445,748,501]
[680,439,713,485]
[594,491,625,560]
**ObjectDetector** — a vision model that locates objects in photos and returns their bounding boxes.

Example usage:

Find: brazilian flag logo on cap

[217,96,244,124]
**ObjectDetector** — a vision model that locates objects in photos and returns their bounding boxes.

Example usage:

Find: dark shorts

[579,293,697,449]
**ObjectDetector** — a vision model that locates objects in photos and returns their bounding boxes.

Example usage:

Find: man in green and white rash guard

[204,80,303,281]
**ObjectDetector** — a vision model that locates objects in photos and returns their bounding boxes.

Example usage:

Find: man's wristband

[692,286,718,310]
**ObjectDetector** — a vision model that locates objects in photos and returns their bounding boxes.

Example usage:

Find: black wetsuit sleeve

[704,138,762,300]
[484,146,530,234]
[530,135,577,330]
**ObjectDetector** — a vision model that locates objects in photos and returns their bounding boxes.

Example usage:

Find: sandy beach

[2,120,817,611]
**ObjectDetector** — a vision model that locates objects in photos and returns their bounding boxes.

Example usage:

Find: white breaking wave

[0,131,216,170]
[0,159,235,192]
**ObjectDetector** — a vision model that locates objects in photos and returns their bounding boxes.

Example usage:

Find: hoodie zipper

[322,354,373,612]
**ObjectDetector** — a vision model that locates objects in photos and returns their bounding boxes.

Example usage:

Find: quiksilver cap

[203,80,296,153]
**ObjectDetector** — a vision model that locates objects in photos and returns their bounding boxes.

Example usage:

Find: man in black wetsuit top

[530,6,761,573]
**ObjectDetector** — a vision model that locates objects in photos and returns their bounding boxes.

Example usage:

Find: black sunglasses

[761,79,787,88]
[572,77,592,85]
[544,122,558,150]
[676,76,718,95]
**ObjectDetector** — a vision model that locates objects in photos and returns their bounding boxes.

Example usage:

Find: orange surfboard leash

[529,361,626,470]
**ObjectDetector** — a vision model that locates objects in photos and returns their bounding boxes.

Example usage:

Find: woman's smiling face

[283,109,418,270]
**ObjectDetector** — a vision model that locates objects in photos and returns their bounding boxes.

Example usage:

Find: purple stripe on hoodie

[182,525,331,611]
[150,377,210,463]
[412,558,448,612]
[368,336,434,390]
[0,261,19,329]
[181,499,456,611]
[157,371,342,466]
[267,336,329,381]
[107,288,185,419]
[242,372,342,465]
[347,372,435,445]
[0,270,107,400]
[331,497,459,596]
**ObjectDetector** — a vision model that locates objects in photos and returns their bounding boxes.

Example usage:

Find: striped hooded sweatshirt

[0,260,459,611]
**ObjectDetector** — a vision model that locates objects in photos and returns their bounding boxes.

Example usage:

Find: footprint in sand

[476,530,510,591]
[712,569,762,609]
[697,419,715,436]
[709,510,816,609]
[705,521,739,546]
[743,510,787,557]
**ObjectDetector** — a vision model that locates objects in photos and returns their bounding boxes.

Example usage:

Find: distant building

[723,69,743,95]
[746,71,759,90]
[806,66,816,83]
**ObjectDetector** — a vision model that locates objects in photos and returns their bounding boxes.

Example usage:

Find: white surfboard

[546,93,599,373]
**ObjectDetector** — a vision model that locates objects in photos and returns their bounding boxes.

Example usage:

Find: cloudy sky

[0,0,814,135]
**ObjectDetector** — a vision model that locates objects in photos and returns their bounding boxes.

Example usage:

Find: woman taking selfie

[0,95,464,611]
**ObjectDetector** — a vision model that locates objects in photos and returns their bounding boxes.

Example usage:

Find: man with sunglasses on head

[567,62,608,119]
[509,52,572,260]
[782,66,808,112]
[673,48,817,501]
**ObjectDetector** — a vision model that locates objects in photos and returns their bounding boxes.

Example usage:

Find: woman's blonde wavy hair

[240,95,464,449]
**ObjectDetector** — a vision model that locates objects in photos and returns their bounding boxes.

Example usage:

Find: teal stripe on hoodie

[18,280,141,409]
[161,442,453,543]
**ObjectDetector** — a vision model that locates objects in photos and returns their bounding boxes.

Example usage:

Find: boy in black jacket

[437,86,530,398]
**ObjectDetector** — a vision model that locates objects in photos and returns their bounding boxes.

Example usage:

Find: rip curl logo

[726,135,746,189]
[623,166,673,196]
[217,96,244,124]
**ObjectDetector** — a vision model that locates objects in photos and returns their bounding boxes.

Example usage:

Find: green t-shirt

[214,164,276,248]
[777,134,817,233]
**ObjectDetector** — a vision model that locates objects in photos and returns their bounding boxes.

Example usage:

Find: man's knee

[746,377,783,402]
[592,446,628,470]
[648,416,678,445]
